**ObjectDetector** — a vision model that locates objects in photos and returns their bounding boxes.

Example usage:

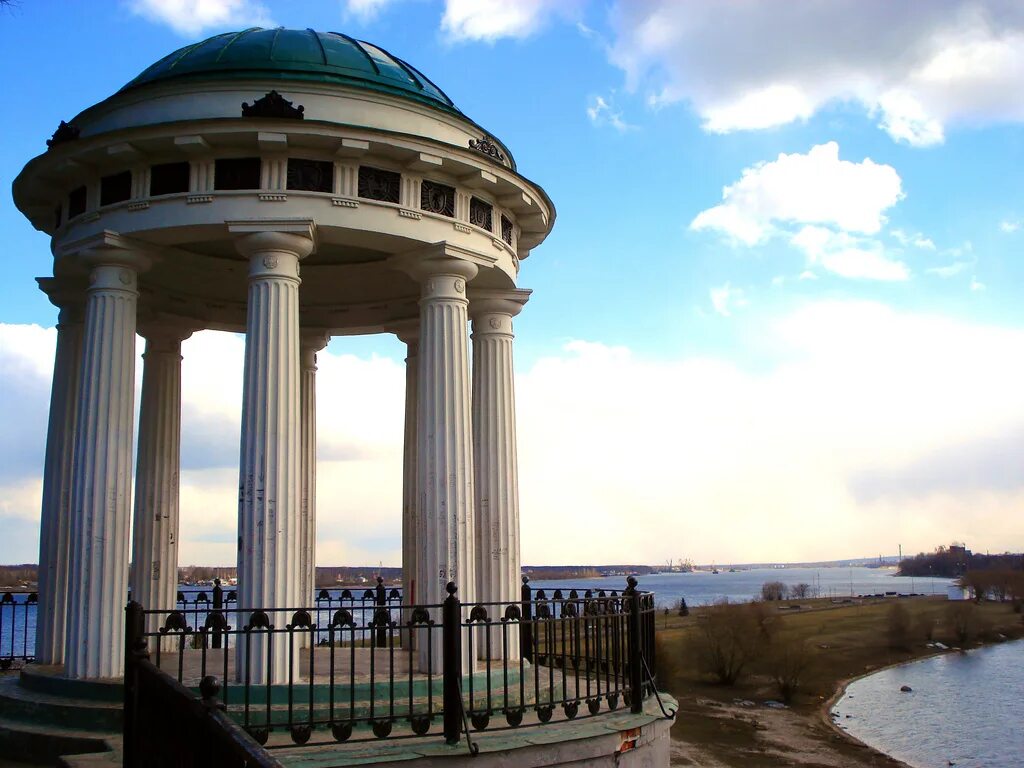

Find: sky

[1,0,1023,567]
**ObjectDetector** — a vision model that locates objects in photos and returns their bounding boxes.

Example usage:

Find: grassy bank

[654,596,1024,767]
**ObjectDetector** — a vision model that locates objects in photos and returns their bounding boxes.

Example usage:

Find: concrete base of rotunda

[0,661,674,768]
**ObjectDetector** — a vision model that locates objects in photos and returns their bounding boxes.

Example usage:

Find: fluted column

[393,322,419,608]
[470,290,530,660]
[35,306,83,665]
[393,251,478,673]
[130,327,192,647]
[299,333,328,647]
[65,252,146,679]
[231,222,314,684]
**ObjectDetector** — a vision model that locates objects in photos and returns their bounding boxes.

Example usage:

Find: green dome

[121,27,461,115]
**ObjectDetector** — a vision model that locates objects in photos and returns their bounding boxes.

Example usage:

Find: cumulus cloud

[441,0,580,42]
[343,0,397,23]
[608,0,1024,145]
[692,143,903,245]
[1000,219,1021,233]
[927,263,970,279]
[586,95,635,132]
[709,283,748,317]
[4,302,1024,565]
[692,143,909,280]
[128,0,273,35]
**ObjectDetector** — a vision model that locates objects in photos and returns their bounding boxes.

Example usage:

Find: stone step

[18,667,122,704]
[0,716,116,766]
[0,676,122,731]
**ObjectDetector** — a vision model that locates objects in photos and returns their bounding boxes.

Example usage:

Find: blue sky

[1,1,1023,566]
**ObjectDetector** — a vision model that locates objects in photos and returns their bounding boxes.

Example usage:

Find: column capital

[227,220,317,260]
[138,323,194,353]
[388,242,487,286]
[301,332,329,371]
[468,289,531,319]
[58,231,155,274]
[388,319,420,348]
[37,277,87,323]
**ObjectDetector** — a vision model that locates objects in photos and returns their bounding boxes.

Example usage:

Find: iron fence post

[123,600,148,768]
[212,579,223,649]
[520,575,532,662]
[442,582,462,745]
[624,577,643,714]
[374,576,388,648]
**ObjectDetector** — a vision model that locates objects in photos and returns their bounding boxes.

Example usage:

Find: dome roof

[121,27,461,115]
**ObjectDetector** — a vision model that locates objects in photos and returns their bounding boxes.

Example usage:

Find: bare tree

[761,581,787,601]
[946,601,978,645]
[691,600,762,685]
[790,583,811,599]
[887,603,912,650]
[766,634,813,704]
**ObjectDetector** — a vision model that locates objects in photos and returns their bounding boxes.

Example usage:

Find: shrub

[946,601,978,645]
[691,600,762,685]
[887,603,912,650]
[766,634,813,704]
[761,581,787,601]
[677,597,689,617]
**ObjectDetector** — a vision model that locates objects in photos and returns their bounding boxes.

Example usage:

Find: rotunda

[14,28,554,682]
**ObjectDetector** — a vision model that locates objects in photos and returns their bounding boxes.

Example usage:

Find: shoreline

[819,636,1024,768]
[658,596,1024,766]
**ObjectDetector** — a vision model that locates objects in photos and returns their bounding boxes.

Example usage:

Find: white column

[130,328,191,646]
[395,253,478,672]
[299,333,327,647]
[470,290,529,659]
[65,254,145,679]
[36,306,83,665]
[232,224,314,684]
[393,323,419,608]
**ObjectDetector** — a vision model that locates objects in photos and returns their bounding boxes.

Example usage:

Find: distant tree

[676,597,689,617]
[790,583,811,599]
[887,603,912,650]
[761,581,787,601]
[691,600,762,685]
[766,634,813,704]
[915,611,937,642]
[946,601,978,645]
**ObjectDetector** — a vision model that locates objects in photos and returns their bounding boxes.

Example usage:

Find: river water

[832,640,1024,768]
[0,567,952,656]
[531,567,954,608]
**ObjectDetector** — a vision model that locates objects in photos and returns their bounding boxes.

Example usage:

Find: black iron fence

[123,577,661,761]
[0,590,37,669]
[124,604,282,768]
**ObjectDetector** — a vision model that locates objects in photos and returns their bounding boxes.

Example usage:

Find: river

[832,640,1024,768]
[531,567,954,608]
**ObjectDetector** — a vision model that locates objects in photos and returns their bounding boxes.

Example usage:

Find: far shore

[655,595,1024,767]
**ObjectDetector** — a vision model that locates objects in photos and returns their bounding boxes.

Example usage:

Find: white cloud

[793,226,910,282]
[927,261,971,278]
[691,143,903,245]
[6,304,1024,566]
[709,283,748,317]
[441,0,577,42]
[971,277,986,292]
[128,0,273,35]
[586,95,634,132]
[692,143,909,281]
[608,1,1024,145]
[1000,219,1020,233]
[891,229,936,250]
[343,0,397,23]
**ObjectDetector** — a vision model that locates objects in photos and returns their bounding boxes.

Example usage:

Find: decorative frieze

[242,90,305,120]
[468,135,506,165]
[47,120,80,149]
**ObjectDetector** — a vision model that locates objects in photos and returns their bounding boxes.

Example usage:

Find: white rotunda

[13,28,554,682]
